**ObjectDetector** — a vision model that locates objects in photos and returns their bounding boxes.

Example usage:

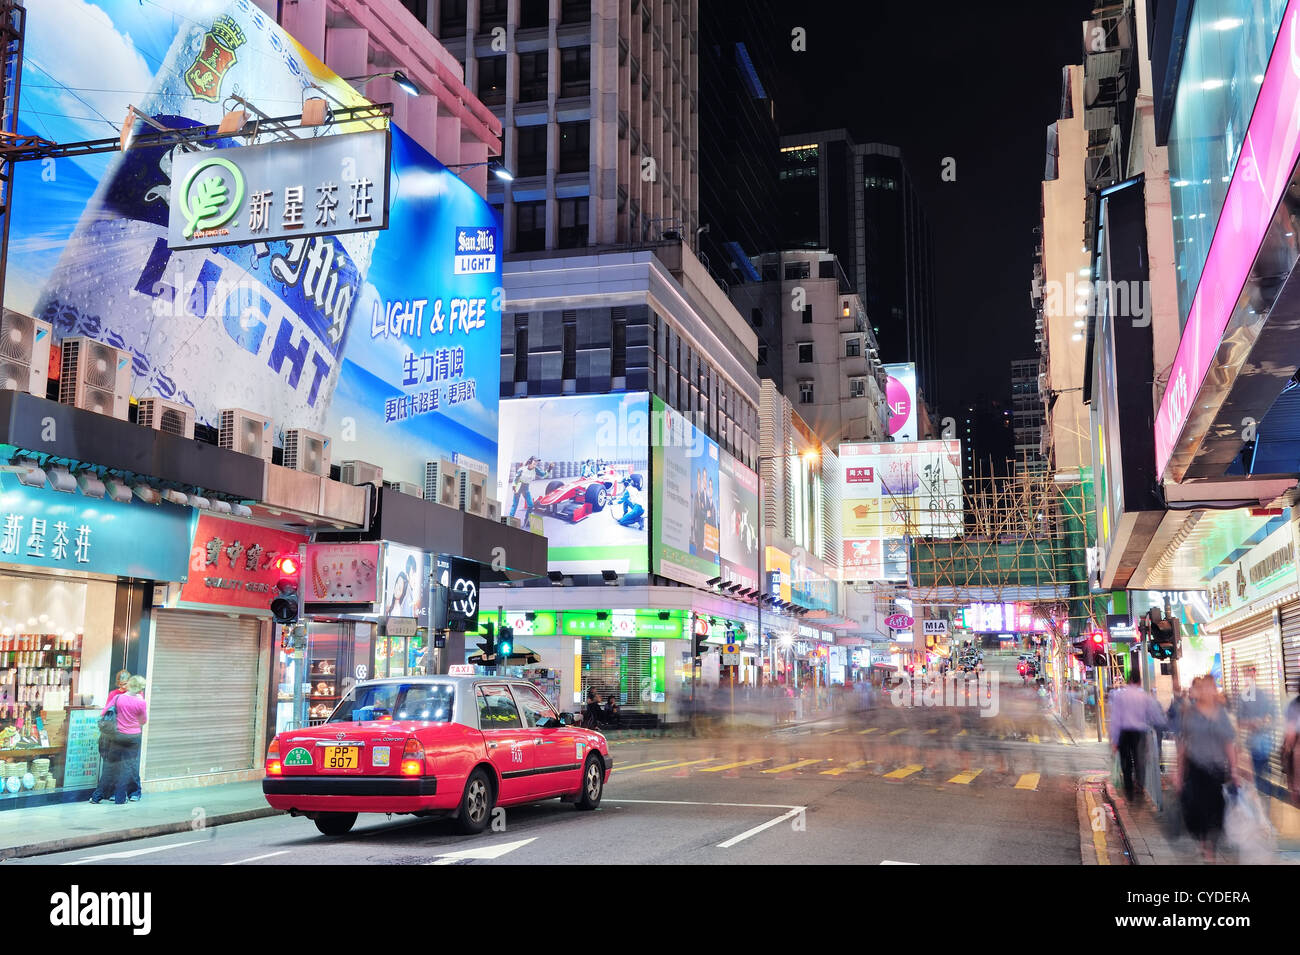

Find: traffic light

[477,621,496,660]
[1083,630,1105,668]
[691,626,709,661]
[1145,613,1180,660]
[498,626,514,660]
[270,554,300,625]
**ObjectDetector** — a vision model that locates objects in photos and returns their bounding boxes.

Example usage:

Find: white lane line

[603,798,806,850]
[62,840,205,865]
[222,850,291,866]
[881,860,918,865]
[716,806,807,849]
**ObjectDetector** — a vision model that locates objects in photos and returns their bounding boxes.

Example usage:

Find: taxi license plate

[322,746,359,770]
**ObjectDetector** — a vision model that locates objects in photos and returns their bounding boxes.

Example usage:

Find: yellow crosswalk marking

[883,764,923,779]
[956,729,968,737]
[820,728,847,736]
[761,758,824,774]
[947,769,982,785]
[888,728,908,736]
[640,758,717,773]
[821,760,869,776]
[1027,734,1040,743]
[1059,735,1072,746]
[614,759,673,771]
[698,758,770,772]
[924,728,938,735]
[858,727,880,735]
[1015,773,1041,791]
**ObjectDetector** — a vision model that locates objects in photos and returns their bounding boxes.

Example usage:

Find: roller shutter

[144,612,263,782]
[1281,602,1300,698]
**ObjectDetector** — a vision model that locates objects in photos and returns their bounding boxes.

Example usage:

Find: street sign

[922,619,948,635]
[722,642,740,665]
[448,664,475,675]
[886,613,914,630]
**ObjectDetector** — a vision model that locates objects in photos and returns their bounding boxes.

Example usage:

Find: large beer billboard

[10,0,501,489]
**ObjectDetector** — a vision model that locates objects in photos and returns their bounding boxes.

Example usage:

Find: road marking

[881,860,918,865]
[63,840,204,865]
[1083,789,1110,865]
[426,837,537,865]
[924,728,939,735]
[1027,733,1041,743]
[1059,734,1073,746]
[819,728,847,736]
[640,758,717,773]
[716,806,807,848]
[858,727,880,735]
[222,850,291,866]
[1015,773,1041,791]
[761,758,823,774]
[699,758,770,772]
[613,759,673,771]
[947,769,982,785]
[821,760,869,776]
[956,729,968,737]
[883,764,923,779]
[888,728,908,736]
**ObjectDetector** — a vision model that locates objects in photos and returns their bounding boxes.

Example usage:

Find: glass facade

[1168,0,1288,325]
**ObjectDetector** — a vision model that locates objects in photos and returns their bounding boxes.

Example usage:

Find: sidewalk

[0,781,279,860]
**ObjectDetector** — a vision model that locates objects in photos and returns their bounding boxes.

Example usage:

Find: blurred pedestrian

[1108,671,1166,803]
[1236,665,1276,798]
[94,675,148,805]
[1177,675,1241,862]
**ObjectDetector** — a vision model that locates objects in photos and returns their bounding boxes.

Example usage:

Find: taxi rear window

[331,683,455,723]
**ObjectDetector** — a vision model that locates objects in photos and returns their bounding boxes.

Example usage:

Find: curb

[1077,773,1130,865]
[0,806,282,861]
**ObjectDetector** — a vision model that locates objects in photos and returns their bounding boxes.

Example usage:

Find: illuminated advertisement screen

[718,453,760,591]
[651,397,720,587]
[839,439,962,579]
[883,362,917,442]
[497,394,650,574]
[10,0,500,489]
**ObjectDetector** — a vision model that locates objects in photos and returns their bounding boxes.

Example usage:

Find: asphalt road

[13,686,1109,866]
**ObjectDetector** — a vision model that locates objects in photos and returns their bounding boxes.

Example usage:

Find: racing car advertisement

[497,394,650,574]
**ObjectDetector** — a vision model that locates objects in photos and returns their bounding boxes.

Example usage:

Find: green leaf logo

[179,155,244,239]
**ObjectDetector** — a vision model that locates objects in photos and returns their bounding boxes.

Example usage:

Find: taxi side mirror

[558,712,574,726]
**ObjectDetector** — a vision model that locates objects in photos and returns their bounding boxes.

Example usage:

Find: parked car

[263,676,612,836]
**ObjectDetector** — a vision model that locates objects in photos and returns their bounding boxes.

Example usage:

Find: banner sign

[178,513,307,612]
[1206,520,1298,623]
[433,554,480,632]
[303,542,380,607]
[167,130,390,249]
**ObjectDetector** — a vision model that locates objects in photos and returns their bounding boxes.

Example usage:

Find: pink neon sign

[1154,0,1300,478]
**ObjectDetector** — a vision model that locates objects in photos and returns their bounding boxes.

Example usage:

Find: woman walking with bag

[1177,675,1240,862]
[93,676,149,805]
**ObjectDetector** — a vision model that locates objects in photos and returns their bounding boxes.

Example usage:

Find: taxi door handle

[487,742,498,749]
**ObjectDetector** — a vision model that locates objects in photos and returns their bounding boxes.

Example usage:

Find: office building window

[850,378,866,398]
[750,308,763,328]
[560,47,591,98]
[515,200,546,252]
[401,0,429,23]
[819,260,835,279]
[557,197,589,248]
[612,311,627,377]
[762,262,778,282]
[514,316,529,382]
[520,0,548,29]
[799,380,814,404]
[559,122,589,174]
[798,343,813,363]
[802,305,812,324]
[477,55,506,106]
[845,337,861,358]
[516,124,547,178]
[561,0,590,24]
[757,343,768,364]
[479,0,507,29]
[519,51,549,102]
[784,261,810,281]
[562,311,577,380]
[439,0,466,35]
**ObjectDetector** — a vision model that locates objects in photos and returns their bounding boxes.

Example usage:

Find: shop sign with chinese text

[1207,520,1299,623]
[0,473,193,581]
[178,514,308,613]
[168,129,391,249]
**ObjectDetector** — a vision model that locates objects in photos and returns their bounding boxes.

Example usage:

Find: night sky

[773,0,1097,417]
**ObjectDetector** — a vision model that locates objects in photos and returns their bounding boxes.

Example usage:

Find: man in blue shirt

[1108,670,1167,803]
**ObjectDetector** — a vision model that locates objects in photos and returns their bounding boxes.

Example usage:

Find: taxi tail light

[401,738,425,776]
[265,737,282,776]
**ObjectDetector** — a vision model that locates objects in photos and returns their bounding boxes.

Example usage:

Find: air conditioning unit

[384,480,424,499]
[137,397,195,439]
[424,459,460,507]
[459,467,489,517]
[283,428,330,476]
[341,460,384,487]
[58,337,130,420]
[0,310,52,397]
[218,408,273,462]
[486,499,501,522]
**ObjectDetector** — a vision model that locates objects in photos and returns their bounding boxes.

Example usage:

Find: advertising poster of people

[381,543,428,626]
[718,454,759,591]
[839,439,963,579]
[883,362,918,442]
[651,397,720,588]
[9,0,500,489]
[496,394,650,573]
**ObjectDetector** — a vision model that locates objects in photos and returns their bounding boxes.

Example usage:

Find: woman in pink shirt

[90,675,148,805]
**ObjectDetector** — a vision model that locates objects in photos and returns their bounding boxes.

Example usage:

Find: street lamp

[344,70,421,97]
[446,158,515,181]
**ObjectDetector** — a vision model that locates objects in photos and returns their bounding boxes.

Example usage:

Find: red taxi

[263,676,612,836]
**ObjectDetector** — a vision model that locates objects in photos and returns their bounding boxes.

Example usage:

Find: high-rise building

[960,395,1016,479]
[697,0,781,290]
[1010,357,1046,472]
[422,0,698,252]
[729,250,890,448]
[778,130,939,404]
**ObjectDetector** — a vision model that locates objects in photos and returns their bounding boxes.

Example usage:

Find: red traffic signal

[1089,631,1105,646]
[274,554,299,576]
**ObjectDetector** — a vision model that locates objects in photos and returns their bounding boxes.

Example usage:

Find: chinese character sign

[177,514,308,613]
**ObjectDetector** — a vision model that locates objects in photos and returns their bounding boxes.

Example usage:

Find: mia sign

[168,129,391,249]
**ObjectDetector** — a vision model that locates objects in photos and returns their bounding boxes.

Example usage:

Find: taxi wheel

[576,754,603,811]
[456,768,494,834]
[314,812,357,836]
